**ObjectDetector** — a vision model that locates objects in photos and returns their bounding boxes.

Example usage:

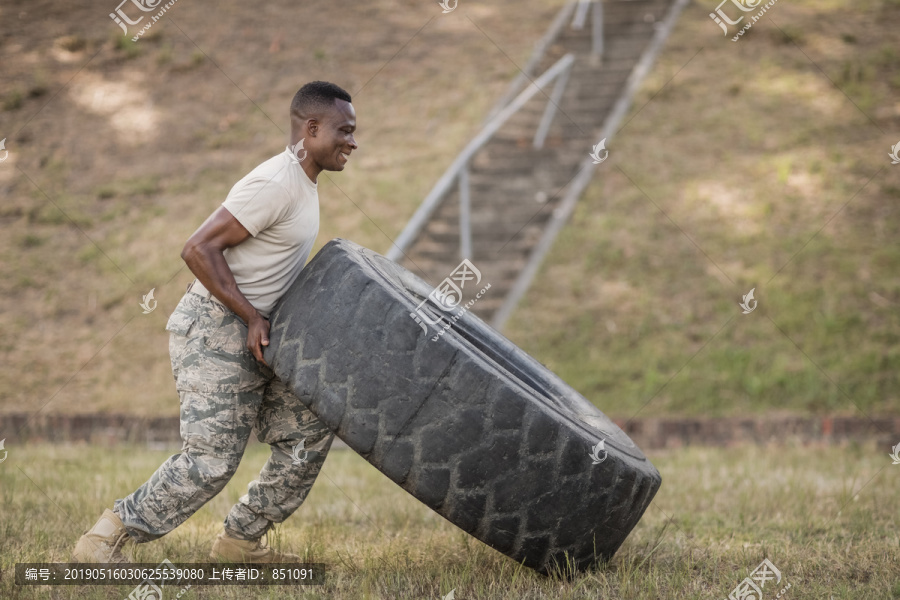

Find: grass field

[0,441,897,599]
[2,1,898,598]
[505,0,900,419]
[1,0,898,419]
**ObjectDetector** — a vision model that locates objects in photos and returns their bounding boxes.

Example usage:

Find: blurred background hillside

[0,0,897,419]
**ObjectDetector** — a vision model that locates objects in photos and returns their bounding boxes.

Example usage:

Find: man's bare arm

[181,206,270,364]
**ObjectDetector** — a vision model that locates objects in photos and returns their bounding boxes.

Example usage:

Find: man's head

[290,81,357,179]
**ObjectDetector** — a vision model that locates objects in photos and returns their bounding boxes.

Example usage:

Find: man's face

[311,99,357,172]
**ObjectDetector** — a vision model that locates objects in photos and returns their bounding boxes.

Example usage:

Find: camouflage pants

[114,291,334,543]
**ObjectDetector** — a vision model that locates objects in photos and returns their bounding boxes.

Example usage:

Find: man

[73,81,358,563]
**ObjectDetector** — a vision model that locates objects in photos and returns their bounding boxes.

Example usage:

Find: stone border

[1,413,897,449]
[615,416,900,449]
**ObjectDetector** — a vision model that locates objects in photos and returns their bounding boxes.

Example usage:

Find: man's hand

[247,313,271,365]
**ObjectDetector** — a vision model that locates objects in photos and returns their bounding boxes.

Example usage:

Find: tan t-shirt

[220,147,319,317]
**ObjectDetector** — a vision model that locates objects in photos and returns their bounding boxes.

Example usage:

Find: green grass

[0,442,897,599]
[505,0,900,418]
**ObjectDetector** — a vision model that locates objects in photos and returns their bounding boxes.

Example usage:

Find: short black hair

[290,81,352,120]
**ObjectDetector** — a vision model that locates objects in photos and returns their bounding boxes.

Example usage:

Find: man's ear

[307,118,319,138]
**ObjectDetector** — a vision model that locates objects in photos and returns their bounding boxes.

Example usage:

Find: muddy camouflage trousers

[114,291,334,543]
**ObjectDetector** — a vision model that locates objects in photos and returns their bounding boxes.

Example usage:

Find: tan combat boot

[72,509,132,564]
[209,532,299,563]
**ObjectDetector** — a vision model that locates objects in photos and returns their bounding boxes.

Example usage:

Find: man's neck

[300,160,320,185]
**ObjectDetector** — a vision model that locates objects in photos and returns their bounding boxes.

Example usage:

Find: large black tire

[264,239,661,575]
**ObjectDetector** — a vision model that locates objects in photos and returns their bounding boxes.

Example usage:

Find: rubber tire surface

[264,239,661,575]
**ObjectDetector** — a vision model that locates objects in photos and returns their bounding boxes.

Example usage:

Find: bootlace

[258,530,274,551]
[108,532,131,564]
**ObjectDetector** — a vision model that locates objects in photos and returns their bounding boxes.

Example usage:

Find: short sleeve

[221,177,292,237]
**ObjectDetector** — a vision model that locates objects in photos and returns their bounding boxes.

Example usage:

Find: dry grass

[0,441,897,598]
[1,0,898,418]
[0,0,562,416]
